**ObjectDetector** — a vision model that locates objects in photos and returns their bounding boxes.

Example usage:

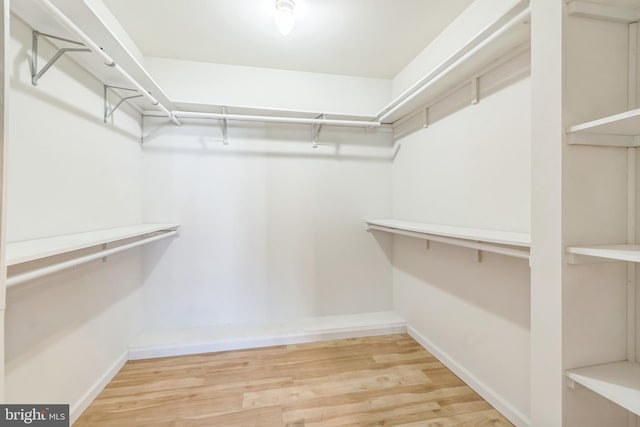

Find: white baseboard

[129,312,406,360]
[407,325,531,427]
[69,318,527,427]
[70,350,128,425]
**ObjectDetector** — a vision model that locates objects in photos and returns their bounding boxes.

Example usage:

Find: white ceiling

[102,0,473,79]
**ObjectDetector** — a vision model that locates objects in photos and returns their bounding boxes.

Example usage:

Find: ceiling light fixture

[274,0,296,36]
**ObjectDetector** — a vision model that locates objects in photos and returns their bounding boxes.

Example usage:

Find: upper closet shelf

[567,108,640,147]
[11,0,180,124]
[366,219,530,260]
[376,0,531,124]
[566,361,640,416]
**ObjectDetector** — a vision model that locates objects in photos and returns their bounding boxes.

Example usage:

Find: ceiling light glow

[274,0,295,36]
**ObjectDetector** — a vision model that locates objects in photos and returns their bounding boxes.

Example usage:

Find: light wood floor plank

[75,334,513,426]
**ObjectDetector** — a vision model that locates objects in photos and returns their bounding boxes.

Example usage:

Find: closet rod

[6,231,177,288]
[368,224,530,260]
[146,110,382,128]
[378,6,531,123]
[34,0,182,126]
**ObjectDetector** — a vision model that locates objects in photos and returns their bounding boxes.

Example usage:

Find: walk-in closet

[0,0,637,426]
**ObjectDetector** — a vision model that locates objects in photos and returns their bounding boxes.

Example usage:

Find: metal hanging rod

[6,230,177,288]
[367,224,530,260]
[33,0,181,126]
[145,110,382,128]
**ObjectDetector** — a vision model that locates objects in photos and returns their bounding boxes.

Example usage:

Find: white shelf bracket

[104,85,143,123]
[312,114,325,148]
[566,378,576,390]
[31,30,91,86]
[425,240,430,250]
[476,248,483,263]
[423,108,429,128]
[222,106,229,145]
[471,77,480,105]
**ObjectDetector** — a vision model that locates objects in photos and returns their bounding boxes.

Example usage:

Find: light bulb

[274,0,295,36]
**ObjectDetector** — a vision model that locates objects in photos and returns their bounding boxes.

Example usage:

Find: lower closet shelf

[366,218,530,260]
[6,223,180,287]
[566,361,640,416]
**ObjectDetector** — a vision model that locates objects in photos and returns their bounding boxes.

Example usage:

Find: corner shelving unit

[366,219,530,260]
[563,2,640,421]
[6,223,179,288]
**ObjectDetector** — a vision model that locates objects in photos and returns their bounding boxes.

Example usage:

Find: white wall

[145,57,391,116]
[390,74,531,424]
[5,15,142,420]
[136,119,394,339]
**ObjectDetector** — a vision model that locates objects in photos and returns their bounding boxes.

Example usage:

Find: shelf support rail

[31,31,90,86]
[367,224,530,260]
[33,0,182,126]
[104,85,142,123]
[6,230,178,288]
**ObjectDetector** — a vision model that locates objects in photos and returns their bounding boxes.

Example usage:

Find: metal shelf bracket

[312,114,325,148]
[104,85,142,123]
[222,106,229,145]
[31,31,91,86]
[471,77,480,105]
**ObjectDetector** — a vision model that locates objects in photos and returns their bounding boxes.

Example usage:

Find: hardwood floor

[75,334,513,426]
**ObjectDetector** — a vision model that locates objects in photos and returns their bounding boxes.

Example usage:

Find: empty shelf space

[7,223,179,266]
[565,244,640,264]
[567,361,640,416]
[366,219,530,260]
[567,108,640,146]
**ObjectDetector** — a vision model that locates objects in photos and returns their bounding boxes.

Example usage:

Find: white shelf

[567,361,640,416]
[567,108,640,136]
[6,223,179,266]
[11,0,175,114]
[377,0,531,124]
[367,219,530,246]
[366,219,530,260]
[565,244,640,264]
